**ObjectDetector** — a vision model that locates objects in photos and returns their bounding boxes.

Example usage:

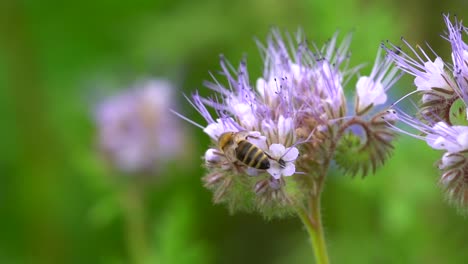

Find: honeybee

[218,131,286,170]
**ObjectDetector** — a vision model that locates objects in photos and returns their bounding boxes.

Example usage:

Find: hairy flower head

[386,14,468,212]
[179,29,400,218]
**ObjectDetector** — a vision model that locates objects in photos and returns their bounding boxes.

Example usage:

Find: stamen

[391,90,421,107]
[170,110,205,130]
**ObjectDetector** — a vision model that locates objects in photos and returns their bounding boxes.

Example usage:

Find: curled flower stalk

[179,29,400,262]
[384,14,468,212]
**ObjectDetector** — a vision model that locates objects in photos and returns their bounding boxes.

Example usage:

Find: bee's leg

[223,152,241,173]
[232,161,244,173]
[213,150,225,156]
[245,132,260,140]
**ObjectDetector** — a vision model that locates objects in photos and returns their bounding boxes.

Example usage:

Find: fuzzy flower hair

[179,29,400,218]
[384,14,468,212]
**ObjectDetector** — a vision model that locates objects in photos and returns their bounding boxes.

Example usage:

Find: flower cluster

[95,79,184,175]
[384,15,468,211]
[183,29,400,217]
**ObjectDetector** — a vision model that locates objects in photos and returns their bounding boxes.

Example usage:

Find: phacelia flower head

[180,29,400,218]
[383,15,463,123]
[95,79,184,175]
[386,14,468,212]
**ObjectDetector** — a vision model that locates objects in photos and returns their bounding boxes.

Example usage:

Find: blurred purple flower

[95,80,184,174]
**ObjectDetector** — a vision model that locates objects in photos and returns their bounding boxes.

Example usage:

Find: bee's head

[218,132,235,151]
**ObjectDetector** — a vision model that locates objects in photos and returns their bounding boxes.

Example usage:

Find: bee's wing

[223,142,238,164]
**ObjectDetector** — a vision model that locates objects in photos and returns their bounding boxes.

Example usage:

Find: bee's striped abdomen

[236,140,270,170]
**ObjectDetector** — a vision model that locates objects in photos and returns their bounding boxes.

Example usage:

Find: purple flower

[445,15,468,93]
[95,80,184,174]
[180,29,399,216]
[384,38,456,94]
[266,144,299,179]
[355,49,401,114]
[191,31,355,180]
[386,14,468,211]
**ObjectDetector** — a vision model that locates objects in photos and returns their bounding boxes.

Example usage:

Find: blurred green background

[1,0,467,263]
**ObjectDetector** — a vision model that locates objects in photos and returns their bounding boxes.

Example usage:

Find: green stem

[121,182,148,264]
[297,194,330,264]
[295,114,355,263]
